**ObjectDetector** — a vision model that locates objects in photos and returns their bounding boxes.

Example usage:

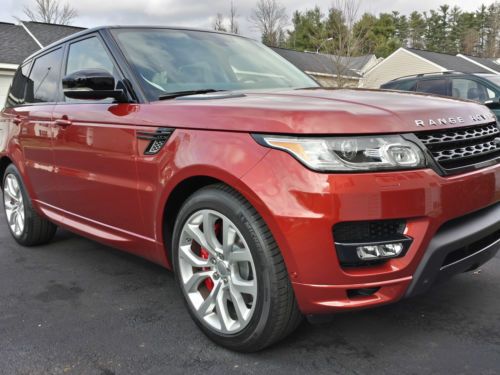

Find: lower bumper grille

[415,122,500,174]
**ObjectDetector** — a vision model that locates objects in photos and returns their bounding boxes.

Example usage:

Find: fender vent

[138,128,174,155]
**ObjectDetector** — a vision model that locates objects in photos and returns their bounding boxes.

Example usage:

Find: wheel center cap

[216,261,229,277]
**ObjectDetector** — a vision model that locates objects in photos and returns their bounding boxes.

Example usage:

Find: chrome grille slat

[415,122,500,173]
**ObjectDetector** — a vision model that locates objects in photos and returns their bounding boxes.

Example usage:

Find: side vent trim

[137,127,175,155]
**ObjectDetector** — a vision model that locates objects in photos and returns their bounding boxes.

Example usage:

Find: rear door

[7,49,64,207]
[51,34,146,236]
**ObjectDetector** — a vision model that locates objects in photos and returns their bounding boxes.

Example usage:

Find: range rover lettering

[1,27,499,352]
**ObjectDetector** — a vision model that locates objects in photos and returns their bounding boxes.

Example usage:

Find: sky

[0,0,497,40]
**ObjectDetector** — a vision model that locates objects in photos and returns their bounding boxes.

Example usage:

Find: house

[361,47,499,88]
[271,47,378,87]
[0,21,84,104]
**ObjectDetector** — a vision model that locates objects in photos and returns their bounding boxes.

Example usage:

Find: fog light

[356,242,404,260]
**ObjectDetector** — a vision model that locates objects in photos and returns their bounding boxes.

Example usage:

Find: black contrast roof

[0,22,40,64]
[0,21,84,65]
[406,48,491,74]
[271,47,362,78]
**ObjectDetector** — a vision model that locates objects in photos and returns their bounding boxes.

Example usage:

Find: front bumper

[241,150,500,314]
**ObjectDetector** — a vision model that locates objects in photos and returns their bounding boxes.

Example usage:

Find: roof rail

[390,70,464,81]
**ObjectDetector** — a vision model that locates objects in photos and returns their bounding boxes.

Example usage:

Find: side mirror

[484,98,500,110]
[62,69,127,102]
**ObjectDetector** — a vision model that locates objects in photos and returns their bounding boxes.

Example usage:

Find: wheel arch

[159,171,283,270]
[0,156,13,187]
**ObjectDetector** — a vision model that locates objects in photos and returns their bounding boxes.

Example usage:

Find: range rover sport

[1,26,499,352]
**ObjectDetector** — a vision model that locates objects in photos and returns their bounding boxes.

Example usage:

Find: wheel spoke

[197,280,222,316]
[231,277,257,297]
[229,248,252,263]
[184,270,213,293]
[216,288,232,333]
[202,211,221,254]
[222,219,236,259]
[184,223,216,257]
[179,244,210,268]
[229,285,251,323]
[16,212,24,233]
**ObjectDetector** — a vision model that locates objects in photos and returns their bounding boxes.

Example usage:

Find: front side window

[451,78,495,103]
[6,62,31,107]
[65,36,117,103]
[25,48,63,104]
[111,28,318,100]
[416,79,448,96]
[66,37,115,76]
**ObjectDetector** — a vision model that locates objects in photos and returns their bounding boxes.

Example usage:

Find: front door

[51,35,145,236]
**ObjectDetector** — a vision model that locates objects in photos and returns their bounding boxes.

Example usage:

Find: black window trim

[5,59,33,108]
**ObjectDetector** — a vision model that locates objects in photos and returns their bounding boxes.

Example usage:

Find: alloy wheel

[178,209,258,334]
[3,174,25,237]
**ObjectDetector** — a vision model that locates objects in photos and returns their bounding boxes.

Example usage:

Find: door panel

[51,103,146,235]
[15,105,58,205]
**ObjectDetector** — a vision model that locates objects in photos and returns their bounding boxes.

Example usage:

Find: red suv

[1,27,499,352]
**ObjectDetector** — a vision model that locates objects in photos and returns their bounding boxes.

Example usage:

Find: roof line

[19,21,44,48]
[456,54,499,74]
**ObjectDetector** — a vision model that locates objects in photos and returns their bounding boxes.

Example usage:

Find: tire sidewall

[172,187,276,351]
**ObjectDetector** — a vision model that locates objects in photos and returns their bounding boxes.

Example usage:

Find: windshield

[111,28,318,100]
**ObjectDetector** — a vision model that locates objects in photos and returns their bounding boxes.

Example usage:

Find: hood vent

[138,127,174,155]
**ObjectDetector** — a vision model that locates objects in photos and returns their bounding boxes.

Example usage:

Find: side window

[416,79,448,96]
[25,48,63,104]
[5,62,31,107]
[66,37,115,76]
[395,79,416,91]
[65,37,117,103]
[451,78,493,103]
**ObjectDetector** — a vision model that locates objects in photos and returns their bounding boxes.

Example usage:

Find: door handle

[54,118,72,127]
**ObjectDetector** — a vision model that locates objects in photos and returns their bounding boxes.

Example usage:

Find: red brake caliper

[200,221,222,292]
[200,248,214,291]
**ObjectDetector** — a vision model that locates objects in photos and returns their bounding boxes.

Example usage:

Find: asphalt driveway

[0,210,499,375]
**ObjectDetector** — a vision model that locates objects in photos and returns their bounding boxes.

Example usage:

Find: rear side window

[5,62,31,107]
[25,48,63,104]
[416,79,448,96]
[395,80,416,91]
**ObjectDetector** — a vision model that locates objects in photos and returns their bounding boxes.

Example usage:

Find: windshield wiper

[158,89,227,100]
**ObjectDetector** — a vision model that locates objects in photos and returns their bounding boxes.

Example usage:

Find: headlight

[254,134,426,172]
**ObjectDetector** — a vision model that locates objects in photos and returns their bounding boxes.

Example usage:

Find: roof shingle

[406,48,491,74]
[21,21,85,47]
[0,22,40,65]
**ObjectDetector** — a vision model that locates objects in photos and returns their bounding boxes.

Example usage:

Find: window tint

[416,79,448,96]
[25,48,63,104]
[66,37,115,75]
[395,80,416,91]
[6,62,31,107]
[451,78,495,103]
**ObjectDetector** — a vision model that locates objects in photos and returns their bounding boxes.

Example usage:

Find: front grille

[415,122,500,173]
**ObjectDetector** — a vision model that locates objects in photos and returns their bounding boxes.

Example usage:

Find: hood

[138,88,496,134]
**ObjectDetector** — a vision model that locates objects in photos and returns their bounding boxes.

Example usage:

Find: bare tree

[250,0,288,46]
[229,0,239,34]
[320,0,370,87]
[24,0,77,25]
[213,13,227,32]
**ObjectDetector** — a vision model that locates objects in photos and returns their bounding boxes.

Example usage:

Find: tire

[172,184,302,352]
[2,164,57,246]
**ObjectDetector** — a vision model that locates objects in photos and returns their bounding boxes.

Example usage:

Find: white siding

[360,49,445,88]
[0,69,16,108]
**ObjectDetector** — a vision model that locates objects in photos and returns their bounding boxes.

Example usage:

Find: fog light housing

[356,242,405,260]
